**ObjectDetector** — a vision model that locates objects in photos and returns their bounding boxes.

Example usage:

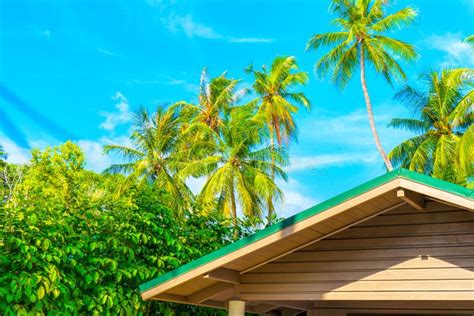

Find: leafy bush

[0,143,250,315]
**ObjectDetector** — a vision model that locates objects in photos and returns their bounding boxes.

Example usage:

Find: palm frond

[371,35,417,61]
[305,32,350,52]
[388,118,429,133]
[370,7,417,33]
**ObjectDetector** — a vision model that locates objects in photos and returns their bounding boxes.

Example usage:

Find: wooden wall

[239,201,474,306]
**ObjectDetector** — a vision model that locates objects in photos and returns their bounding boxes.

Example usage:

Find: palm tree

[178,105,287,226]
[306,0,417,170]
[103,106,193,210]
[388,68,473,186]
[250,56,309,222]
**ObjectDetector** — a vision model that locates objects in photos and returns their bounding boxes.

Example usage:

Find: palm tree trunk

[359,44,394,171]
[267,122,275,225]
[230,183,237,227]
[230,183,239,238]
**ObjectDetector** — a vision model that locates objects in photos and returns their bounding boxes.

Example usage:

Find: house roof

[139,168,474,302]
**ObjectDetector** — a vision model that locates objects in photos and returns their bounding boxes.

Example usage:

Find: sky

[1,0,473,218]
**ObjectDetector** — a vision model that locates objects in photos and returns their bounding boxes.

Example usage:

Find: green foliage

[0,143,251,315]
[12,141,88,211]
[388,68,474,186]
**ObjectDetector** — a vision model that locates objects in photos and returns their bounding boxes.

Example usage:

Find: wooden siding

[242,202,474,302]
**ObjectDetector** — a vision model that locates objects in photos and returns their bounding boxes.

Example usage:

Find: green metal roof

[139,168,473,294]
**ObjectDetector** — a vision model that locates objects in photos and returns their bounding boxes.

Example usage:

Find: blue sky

[1,0,473,217]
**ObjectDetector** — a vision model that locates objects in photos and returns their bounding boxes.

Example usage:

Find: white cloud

[76,139,113,172]
[301,106,412,149]
[98,48,121,57]
[77,135,133,172]
[286,153,378,174]
[40,29,51,38]
[99,92,133,131]
[426,32,474,66]
[277,178,318,218]
[165,14,220,39]
[0,136,30,164]
[162,13,274,43]
[294,105,413,173]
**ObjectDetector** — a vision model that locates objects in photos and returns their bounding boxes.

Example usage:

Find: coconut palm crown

[388,68,473,186]
[252,56,310,146]
[306,0,418,170]
[103,106,194,210]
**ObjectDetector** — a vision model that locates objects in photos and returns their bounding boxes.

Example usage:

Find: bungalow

[140,169,474,315]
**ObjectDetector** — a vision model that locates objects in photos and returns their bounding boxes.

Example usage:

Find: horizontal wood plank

[238,280,474,293]
[241,268,474,283]
[252,257,474,273]
[331,221,474,239]
[385,201,461,215]
[278,245,474,262]
[306,233,474,251]
[357,211,474,227]
[240,291,474,301]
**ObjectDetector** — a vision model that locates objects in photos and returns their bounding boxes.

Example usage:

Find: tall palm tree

[306,0,417,170]
[388,68,473,186]
[251,56,309,222]
[178,105,287,226]
[103,106,193,210]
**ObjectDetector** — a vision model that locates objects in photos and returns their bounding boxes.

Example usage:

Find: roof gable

[140,169,474,299]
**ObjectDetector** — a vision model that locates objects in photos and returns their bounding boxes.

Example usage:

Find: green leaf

[37,286,45,300]
[42,239,51,251]
[29,214,38,225]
